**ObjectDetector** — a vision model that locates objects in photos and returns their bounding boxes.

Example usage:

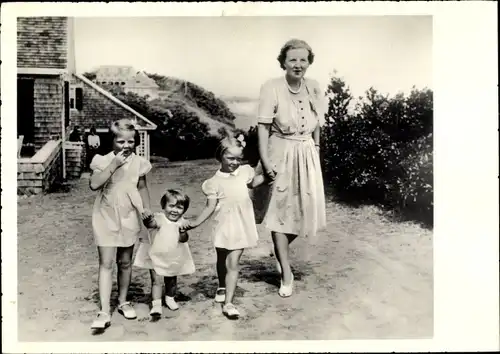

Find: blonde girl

[184,135,268,319]
[89,119,153,330]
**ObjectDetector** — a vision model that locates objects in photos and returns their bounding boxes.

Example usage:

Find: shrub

[321,74,433,227]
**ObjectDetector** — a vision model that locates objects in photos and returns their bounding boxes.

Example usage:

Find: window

[69,84,83,111]
[121,82,126,85]
[75,87,83,110]
[64,81,70,127]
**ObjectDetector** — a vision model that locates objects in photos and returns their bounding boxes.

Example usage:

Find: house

[17,17,157,195]
[94,65,160,99]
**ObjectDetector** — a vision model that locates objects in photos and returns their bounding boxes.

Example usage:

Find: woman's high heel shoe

[278,272,294,298]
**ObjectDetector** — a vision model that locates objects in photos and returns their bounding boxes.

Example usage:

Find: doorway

[17,78,35,144]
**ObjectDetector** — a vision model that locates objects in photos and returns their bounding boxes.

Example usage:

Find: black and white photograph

[1,2,498,352]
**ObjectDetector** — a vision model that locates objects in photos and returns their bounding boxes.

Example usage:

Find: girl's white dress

[202,165,259,250]
[133,213,195,277]
[90,152,151,247]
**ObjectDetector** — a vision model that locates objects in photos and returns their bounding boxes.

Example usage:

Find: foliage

[83,71,235,161]
[146,73,236,127]
[243,126,260,167]
[321,74,433,227]
[82,71,96,81]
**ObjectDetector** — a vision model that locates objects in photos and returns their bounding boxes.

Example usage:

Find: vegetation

[82,71,236,161]
[241,74,433,227]
[83,70,433,226]
[320,74,433,227]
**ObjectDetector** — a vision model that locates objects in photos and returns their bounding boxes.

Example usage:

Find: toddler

[134,189,195,317]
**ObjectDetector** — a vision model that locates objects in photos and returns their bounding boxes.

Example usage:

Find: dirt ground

[17,159,433,341]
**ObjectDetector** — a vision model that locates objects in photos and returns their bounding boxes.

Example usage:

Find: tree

[82,71,97,81]
[324,71,353,124]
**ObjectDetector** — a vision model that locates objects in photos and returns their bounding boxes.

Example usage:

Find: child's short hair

[110,119,140,146]
[160,189,190,212]
[215,136,244,162]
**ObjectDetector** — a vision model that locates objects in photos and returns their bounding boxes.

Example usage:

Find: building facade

[17,17,156,195]
[94,65,160,99]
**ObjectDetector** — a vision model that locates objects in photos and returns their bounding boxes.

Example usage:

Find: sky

[74,16,432,99]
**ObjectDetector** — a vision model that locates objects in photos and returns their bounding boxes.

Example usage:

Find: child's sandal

[150,299,163,316]
[165,296,179,311]
[222,303,240,320]
[117,301,137,320]
[91,311,111,330]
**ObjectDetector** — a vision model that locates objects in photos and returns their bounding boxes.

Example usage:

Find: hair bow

[236,134,247,147]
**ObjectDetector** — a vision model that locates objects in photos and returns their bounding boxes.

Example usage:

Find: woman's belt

[272,133,312,142]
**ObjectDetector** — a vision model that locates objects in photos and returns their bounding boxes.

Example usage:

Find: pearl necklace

[285,77,303,94]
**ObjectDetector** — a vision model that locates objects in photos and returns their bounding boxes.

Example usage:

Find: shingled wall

[69,75,142,131]
[17,17,68,69]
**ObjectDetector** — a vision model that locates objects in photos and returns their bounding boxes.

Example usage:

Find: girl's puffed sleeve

[257,80,278,124]
[201,179,219,199]
[89,154,107,172]
[138,157,152,177]
[243,164,256,184]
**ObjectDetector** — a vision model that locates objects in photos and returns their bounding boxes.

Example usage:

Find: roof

[95,65,135,80]
[130,71,160,89]
[74,73,158,130]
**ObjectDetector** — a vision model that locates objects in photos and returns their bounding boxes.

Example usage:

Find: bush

[321,74,433,227]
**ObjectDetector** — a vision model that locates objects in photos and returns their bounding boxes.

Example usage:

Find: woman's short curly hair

[277,39,315,70]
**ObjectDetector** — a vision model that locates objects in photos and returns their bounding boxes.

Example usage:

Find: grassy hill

[83,71,236,134]
[146,73,236,133]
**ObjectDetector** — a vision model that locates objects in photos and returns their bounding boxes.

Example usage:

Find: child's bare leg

[150,269,164,301]
[116,245,134,305]
[216,247,228,288]
[224,249,244,305]
[149,270,163,316]
[97,246,116,314]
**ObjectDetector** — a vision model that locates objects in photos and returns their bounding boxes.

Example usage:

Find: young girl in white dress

[134,189,195,317]
[184,136,268,319]
[89,119,153,330]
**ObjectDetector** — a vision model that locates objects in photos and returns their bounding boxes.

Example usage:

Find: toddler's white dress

[202,164,259,250]
[134,213,195,277]
[90,152,151,247]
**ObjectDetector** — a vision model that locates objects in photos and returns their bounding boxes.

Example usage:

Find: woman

[253,39,327,298]
[87,126,101,171]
